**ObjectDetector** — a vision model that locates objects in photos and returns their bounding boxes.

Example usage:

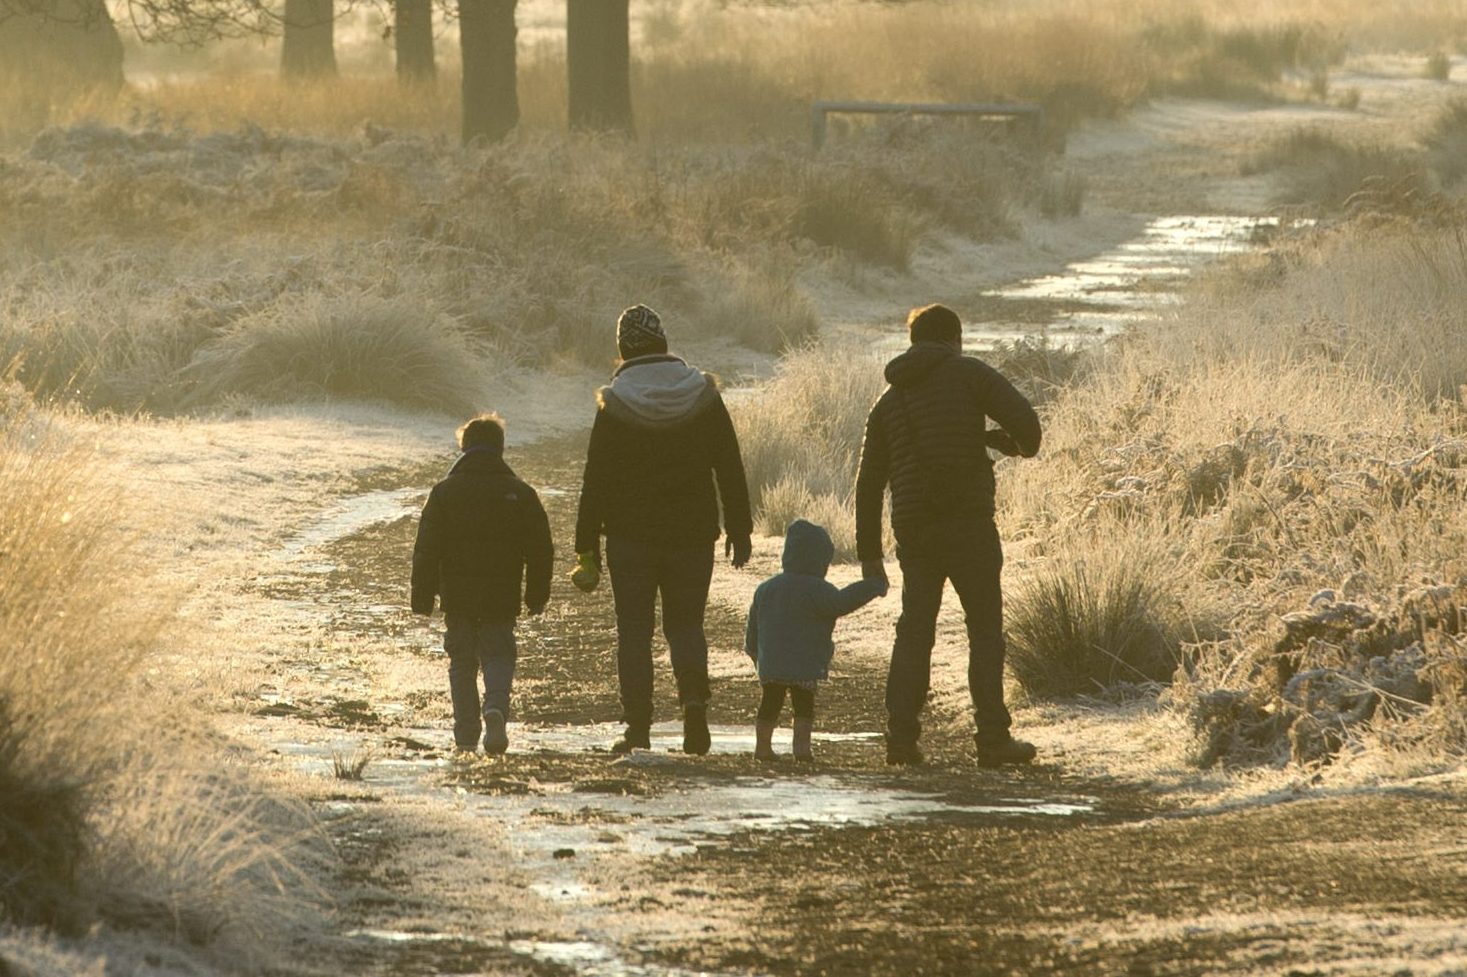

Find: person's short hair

[457,412,506,452]
[907,303,962,345]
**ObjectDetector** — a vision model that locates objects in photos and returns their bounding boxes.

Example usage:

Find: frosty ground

[52,55,1467,977]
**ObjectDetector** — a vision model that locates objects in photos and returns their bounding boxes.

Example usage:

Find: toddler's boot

[792,717,814,762]
[754,722,777,761]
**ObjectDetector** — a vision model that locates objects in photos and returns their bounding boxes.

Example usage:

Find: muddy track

[228,191,1467,972]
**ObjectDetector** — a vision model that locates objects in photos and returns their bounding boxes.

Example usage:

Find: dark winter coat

[744,520,884,685]
[411,448,554,622]
[574,354,753,558]
[855,341,1041,562]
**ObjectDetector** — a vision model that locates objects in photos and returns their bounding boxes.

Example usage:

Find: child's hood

[781,519,834,577]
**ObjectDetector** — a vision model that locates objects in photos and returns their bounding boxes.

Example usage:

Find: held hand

[725,533,752,569]
[861,559,889,596]
[985,428,1020,457]
[570,551,601,593]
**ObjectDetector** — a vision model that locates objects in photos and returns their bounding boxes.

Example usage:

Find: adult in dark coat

[412,413,554,754]
[572,304,753,755]
[854,304,1042,767]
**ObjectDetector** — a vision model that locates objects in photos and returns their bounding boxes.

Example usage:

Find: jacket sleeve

[709,393,754,539]
[854,398,890,563]
[573,408,610,561]
[810,578,885,620]
[410,488,444,615]
[973,360,1042,458]
[744,592,759,662]
[522,487,554,611]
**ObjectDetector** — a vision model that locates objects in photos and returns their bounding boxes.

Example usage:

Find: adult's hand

[985,428,1021,457]
[861,559,889,596]
[570,551,601,593]
[726,533,752,569]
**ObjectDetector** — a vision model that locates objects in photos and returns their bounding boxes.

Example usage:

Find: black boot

[611,724,651,755]
[975,734,1037,767]
[885,737,925,767]
[682,702,711,755]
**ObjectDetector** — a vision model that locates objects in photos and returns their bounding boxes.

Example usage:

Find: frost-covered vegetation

[0,400,322,969]
[3,0,1467,969]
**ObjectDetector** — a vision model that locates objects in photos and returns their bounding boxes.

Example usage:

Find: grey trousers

[444,615,517,749]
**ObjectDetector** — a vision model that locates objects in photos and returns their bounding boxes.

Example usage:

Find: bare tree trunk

[458,0,517,143]
[394,0,435,84]
[0,0,124,93]
[566,0,632,134]
[281,0,336,78]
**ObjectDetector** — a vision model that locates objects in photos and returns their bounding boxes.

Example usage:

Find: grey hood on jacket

[599,355,718,427]
[781,518,834,578]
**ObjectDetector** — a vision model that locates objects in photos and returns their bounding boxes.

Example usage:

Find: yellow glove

[570,551,601,593]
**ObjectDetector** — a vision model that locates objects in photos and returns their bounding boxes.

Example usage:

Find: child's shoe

[610,724,651,755]
[792,717,814,762]
[683,702,711,755]
[482,709,509,755]
[754,722,777,760]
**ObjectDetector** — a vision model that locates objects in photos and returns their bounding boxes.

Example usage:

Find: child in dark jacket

[411,413,553,755]
[744,519,886,761]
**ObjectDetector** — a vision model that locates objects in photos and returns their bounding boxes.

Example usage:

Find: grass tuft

[181,293,495,415]
[1007,525,1195,699]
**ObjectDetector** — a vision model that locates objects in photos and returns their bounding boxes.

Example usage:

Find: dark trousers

[757,683,815,725]
[606,535,715,728]
[444,615,517,749]
[887,518,1011,747]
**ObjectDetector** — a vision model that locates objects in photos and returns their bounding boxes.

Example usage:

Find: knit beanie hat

[616,304,667,360]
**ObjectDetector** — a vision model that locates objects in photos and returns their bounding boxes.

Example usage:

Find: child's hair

[907,303,962,344]
[456,412,506,452]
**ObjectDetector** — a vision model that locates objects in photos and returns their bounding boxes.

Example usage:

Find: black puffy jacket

[411,448,553,621]
[574,354,753,558]
[855,342,1041,561]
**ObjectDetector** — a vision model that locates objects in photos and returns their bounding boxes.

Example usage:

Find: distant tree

[0,0,124,92]
[566,0,632,134]
[281,0,337,77]
[393,0,434,84]
[459,0,516,143]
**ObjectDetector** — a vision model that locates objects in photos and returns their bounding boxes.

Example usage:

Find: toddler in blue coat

[745,519,887,761]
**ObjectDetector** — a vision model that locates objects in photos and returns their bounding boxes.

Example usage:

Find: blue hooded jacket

[744,519,884,684]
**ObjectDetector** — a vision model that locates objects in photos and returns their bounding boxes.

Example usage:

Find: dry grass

[992,217,1467,764]
[731,340,889,561]
[0,398,322,960]
[1006,514,1207,699]
[0,116,1048,412]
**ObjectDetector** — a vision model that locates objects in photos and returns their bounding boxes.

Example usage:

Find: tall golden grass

[0,396,321,959]
[21,0,1459,144]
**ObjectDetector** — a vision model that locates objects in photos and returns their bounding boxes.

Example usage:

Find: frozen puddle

[281,722,1093,868]
[517,720,882,755]
[891,215,1307,352]
[510,940,716,977]
[280,487,420,555]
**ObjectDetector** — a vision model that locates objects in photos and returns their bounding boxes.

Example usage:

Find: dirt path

[106,65,1467,975]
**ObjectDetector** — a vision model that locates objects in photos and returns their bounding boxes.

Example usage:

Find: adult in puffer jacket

[854,304,1042,768]
[411,413,554,755]
[744,519,886,762]
[572,304,753,756]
